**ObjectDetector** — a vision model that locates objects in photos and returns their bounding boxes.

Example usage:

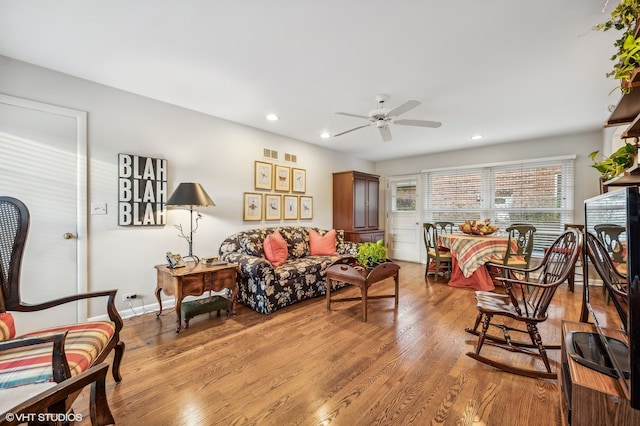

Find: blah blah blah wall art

[118,153,167,226]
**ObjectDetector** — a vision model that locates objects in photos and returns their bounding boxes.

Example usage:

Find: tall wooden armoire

[332,170,384,243]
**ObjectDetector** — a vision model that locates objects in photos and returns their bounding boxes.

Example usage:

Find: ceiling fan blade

[379,125,392,142]
[387,99,421,117]
[333,123,371,137]
[394,119,442,128]
[334,112,370,120]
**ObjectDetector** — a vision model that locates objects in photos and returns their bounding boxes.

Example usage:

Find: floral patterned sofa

[219,226,359,314]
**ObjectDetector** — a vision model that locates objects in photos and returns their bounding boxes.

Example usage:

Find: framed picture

[243,193,263,221]
[254,161,273,190]
[299,196,313,219]
[292,168,306,193]
[265,194,282,220]
[274,165,291,192]
[284,195,298,220]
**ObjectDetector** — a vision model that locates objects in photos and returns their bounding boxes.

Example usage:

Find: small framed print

[274,165,291,192]
[265,194,282,220]
[243,193,263,221]
[284,195,298,220]
[292,168,306,193]
[299,196,313,219]
[254,161,272,190]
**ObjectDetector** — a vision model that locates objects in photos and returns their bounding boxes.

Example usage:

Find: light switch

[91,202,107,215]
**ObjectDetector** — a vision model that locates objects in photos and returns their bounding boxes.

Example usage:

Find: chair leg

[474,314,492,354]
[112,341,125,382]
[434,259,440,282]
[527,323,552,374]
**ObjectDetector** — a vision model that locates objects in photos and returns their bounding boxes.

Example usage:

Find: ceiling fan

[333,94,441,142]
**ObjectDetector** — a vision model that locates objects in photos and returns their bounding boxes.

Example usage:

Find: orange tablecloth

[438,234,510,291]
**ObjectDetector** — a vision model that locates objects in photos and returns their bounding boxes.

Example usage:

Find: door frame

[0,93,88,321]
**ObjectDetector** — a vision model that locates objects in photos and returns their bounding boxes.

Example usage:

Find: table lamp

[166,182,215,261]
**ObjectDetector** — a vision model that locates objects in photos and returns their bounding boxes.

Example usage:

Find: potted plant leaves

[356,239,387,269]
[589,141,637,181]
[596,0,640,92]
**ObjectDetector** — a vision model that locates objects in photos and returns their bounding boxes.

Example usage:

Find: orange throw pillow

[264,230,288,266]
[0,312,16,341]
[309,229,338,256]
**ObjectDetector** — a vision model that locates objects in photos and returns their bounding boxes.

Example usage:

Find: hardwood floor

[74,261,619,425]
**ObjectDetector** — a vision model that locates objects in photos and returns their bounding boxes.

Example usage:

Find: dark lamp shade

[166,182,215,207]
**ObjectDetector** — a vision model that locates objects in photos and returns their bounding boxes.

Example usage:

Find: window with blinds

[422,156,575,254]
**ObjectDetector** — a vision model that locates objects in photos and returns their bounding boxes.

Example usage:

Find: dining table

[438,233,511,291]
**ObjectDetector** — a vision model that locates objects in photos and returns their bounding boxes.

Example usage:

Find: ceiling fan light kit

[332,94,441,142]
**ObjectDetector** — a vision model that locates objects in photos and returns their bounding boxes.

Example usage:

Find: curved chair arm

[9,290,123,335]
[0,331,71,384]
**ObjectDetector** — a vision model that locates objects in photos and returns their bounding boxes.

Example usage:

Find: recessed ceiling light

[266,114,279,121]
[320,132,331,139]
[471,134,484,140]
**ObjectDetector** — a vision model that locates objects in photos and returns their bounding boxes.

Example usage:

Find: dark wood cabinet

[333,171,384,243]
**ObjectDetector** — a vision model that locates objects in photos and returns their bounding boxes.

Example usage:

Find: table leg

[326,279,332,311]
[362,285,368,322]
[394,273,399,309]
[155,287,163,318]
[175,298,183,334]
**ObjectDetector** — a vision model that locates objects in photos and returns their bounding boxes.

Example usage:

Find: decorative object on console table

[333,170,384,243]
[243,192,263,221]
[166,182,215,262]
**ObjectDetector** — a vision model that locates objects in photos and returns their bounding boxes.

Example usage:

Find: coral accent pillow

[309,229,338,256]
[264,230,288,266]
[0,312,16,341]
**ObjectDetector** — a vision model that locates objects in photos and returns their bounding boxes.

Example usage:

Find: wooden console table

[559,320,640,425]
[155,262,238,333]
[325,257,400,322]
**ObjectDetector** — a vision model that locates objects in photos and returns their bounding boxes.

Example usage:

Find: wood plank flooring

[73,261,620,425]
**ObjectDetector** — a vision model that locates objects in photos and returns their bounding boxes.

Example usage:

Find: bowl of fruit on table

[459,219,499,236]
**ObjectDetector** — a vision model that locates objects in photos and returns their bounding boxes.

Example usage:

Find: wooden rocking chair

[465,229,581,379]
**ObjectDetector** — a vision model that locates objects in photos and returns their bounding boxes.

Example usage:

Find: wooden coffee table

[155,262,238,333]
[325,257,400,321]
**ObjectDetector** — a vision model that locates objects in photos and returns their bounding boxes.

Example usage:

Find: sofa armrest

[339,240,360,256]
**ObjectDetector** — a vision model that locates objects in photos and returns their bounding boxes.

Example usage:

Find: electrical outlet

[122,293,137,301]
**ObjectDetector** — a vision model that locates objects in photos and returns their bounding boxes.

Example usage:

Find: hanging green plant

[589,142,636,180]
[596,0,640,92]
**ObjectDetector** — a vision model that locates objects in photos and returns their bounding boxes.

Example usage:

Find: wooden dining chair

[434,221,455,235]
[486,224,536,283]
[585,232,628,331]
[594,223,626,303]
[423,223,452,282]
[465,228,581,379]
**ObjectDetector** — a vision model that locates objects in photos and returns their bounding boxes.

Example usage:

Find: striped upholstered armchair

[0,196,124,420]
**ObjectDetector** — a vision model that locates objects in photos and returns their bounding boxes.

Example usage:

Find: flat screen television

[584,187,640,410]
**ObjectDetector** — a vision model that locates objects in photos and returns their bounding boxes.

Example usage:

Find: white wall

[375,130,604,225]
[0,56,373,316]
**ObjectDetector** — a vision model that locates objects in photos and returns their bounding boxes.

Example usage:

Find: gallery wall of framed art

[246,160,313,221]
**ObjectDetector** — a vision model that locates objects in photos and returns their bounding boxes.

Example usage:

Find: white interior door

[0,94,87,334]
[387,176,421,262]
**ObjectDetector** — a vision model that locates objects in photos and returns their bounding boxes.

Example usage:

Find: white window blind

[422,157,575,253]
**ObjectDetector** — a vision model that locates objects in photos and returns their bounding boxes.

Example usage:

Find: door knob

[63,233,75,239]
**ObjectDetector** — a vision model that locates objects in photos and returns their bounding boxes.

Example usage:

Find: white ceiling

[0,0,624,161]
